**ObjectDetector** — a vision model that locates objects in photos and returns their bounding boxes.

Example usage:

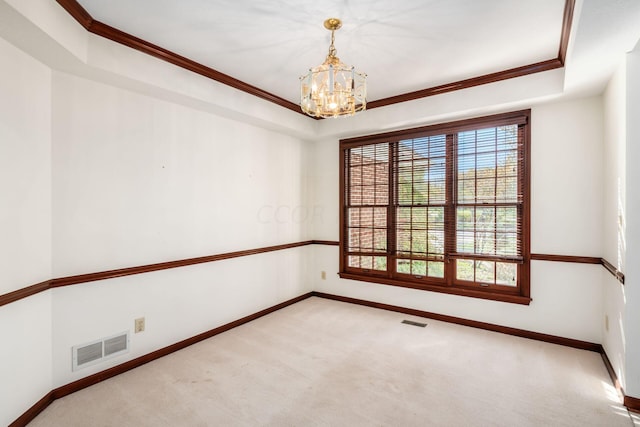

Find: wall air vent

[401,320,427,328]
[76,341,102,366]
[104,334,128,357]
[72,331,130,371]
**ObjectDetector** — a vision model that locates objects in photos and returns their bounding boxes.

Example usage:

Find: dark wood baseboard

[600,349,640,413]
[314,291,640,413]
[10,292,313,426]
[8,392,54,427]
[601,347,640,414]
[625,395,640,414]
[312,291,601,352]
[600,348,625,400]
[10,290,640,425]
[52,292,313,399]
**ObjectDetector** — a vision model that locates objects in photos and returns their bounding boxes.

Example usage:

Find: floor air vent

[72,331,130,371]
[402,320,427,328]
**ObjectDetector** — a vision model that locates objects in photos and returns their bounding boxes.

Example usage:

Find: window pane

[362,185,375,205]
[457,230,474,253]
[412,260,427,276]
[397,135,446,206]
[360,229,373,250]
[412,230,427,254]
[374,229,387,251]
[348,143,388,207]
[457,126,521,206]
[475,207,496,255]
[476,261,495,283]
[361,256,373,269]
[375,184,388,204]
[348,208,360,226]
[397,161,413,205]
[374,208,386,227]
[477,152,496,172]
[497,125,518,150]
[428,230,445,255]
[346,144,389,260]
[476,127,497,153]
[428,261,444,278]
[429,157,446,204]
[397,207,411,226]
[457,204,520,257]
[504,177,518,202]
[348,256,360,268]
[360,208,373,227]
[412,207,427,228]
[476,177,496,202]
[397,205,444,261]
[456,259,474,281]
[497,207,517,231]
[397,259,411,274]
[398,140,413,161]
[458,155,476,177]
[458,178,475,203]
[428,207,444,228]
[348,228,360,251]
[350,146,363,165]
[374,257,387,271]
[350,185,362,205]
[413,159,429,204]
[496,262,517,286]
[397,230,411,254]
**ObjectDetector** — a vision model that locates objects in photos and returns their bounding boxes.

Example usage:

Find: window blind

[339,110,530,302]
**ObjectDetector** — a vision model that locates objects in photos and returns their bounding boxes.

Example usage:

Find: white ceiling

[75,0,570,105]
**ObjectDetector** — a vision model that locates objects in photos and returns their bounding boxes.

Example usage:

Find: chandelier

[300,18,367,118]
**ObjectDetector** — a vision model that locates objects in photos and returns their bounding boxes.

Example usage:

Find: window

[339,110,530,304]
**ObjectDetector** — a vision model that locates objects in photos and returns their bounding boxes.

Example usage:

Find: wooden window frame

[339,110,531,305]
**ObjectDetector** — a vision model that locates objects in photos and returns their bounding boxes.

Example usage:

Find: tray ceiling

[74,0,568,108]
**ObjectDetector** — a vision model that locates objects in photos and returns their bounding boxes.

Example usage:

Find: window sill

[338,272,532,305]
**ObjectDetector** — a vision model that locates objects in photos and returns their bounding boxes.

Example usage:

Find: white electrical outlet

[605,315,609,332]
[321,271,326,280]
[134,317,145,333]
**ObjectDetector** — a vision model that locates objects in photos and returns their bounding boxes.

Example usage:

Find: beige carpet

[29,297,634,426]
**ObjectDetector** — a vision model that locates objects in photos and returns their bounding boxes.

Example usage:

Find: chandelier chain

[328,29,337,58]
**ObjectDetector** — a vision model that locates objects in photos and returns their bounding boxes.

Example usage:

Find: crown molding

[53,0,575,115]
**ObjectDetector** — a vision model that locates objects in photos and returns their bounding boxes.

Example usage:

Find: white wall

[624,41,640,398]
[311,96,605,343]
[49,71,313,387]
[530,98,603,257]
[0,37,52,426]
[0,37,51,294]
[602,57,627,390]
[51,71,311,276]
